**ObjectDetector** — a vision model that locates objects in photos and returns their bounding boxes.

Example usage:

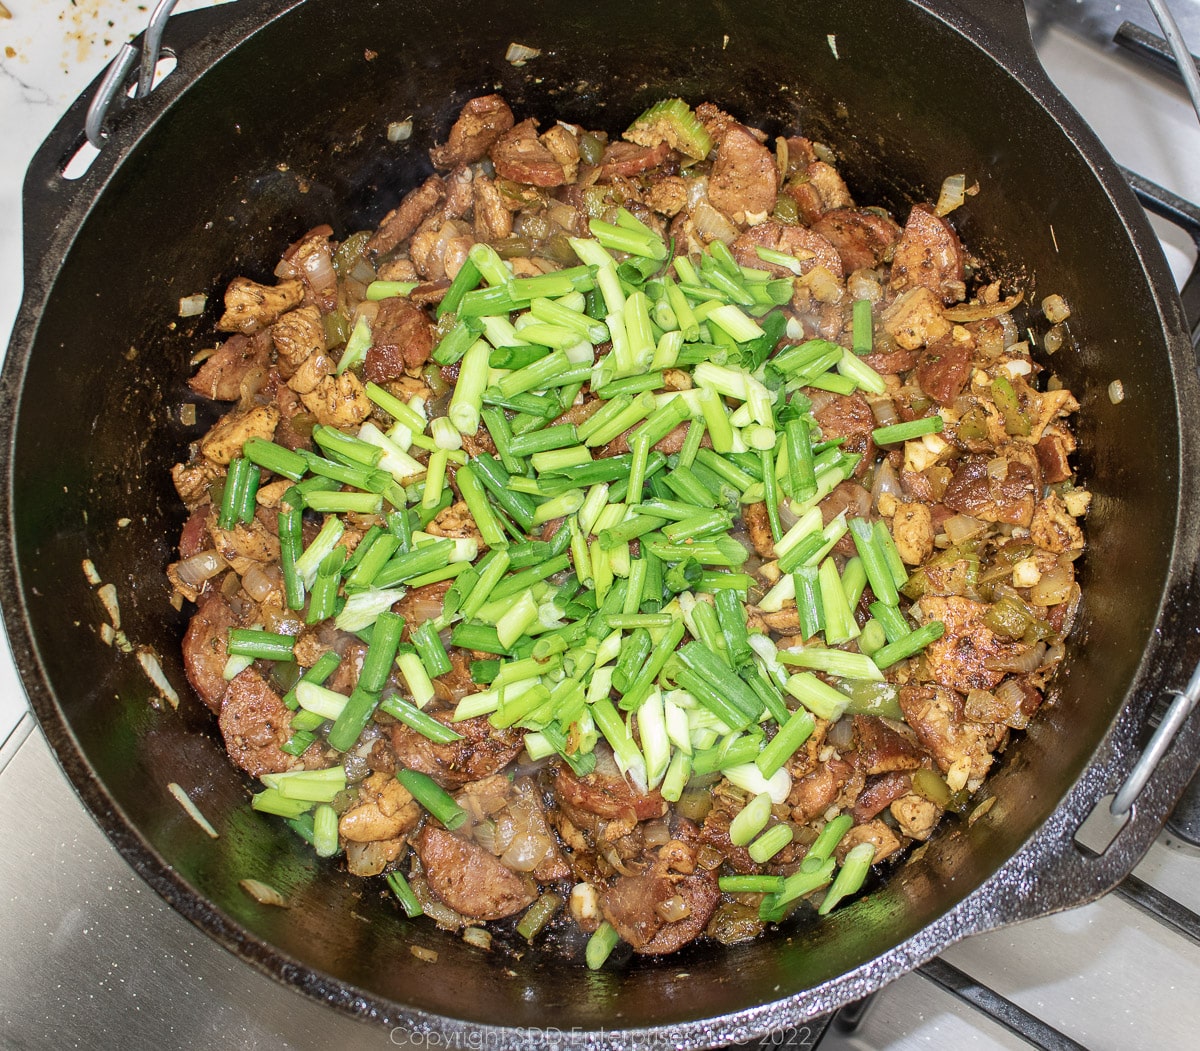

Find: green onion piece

[356,611,404,693]
[313,804,339,857]
[447,337,492,434]
[672,644,762,729]
[516,892,564,943]
[807,813,854,863]
[858,618,887,657]
[748,823,794,864]
[691,735,762,776]
[343,533,401,593]
[302,490,384,515]
[760,856,836,922]
[364,381,429,435]
[282,651,341,711]
[874,519,910,589]
[387,870,426,918]
[852,298,874,355]
[243,438,308,481]
[584,391,657,448]
[278,505,305,611]
[471,454,538,531]
[285,812,316,843]
[836,348,887,394]
[336,314,372,375]
[817,557,859,645]
[761,447,783,544]
[436,256,482,318]
[784,672,850,722]
[777,645,883,682]
[589,218,667,260]
[433,316,485,367]
[378,695,462,743]
[729,792,773,847]
[784,418,817,502]
[312,424,384,468]
[793,564,824,640]
[467,241,512,286]
[706,303,765,343]
[755,707,817,779]
[819,842,876,914]
[370,539,456,590]
[217,457,254,530]
[630,396,690,450]
[412,621,452,678]
[365,280,418,301]
[227,628,296,662]
[252,789,314,819]
[868,601,912,645]
[397,768,466,830]
[333,586,406,632]
[595,372,666,400]
[871,415,945,445]
[871,620,946,669]
[620,618,686,711]
[304,549,348,623]
[280,729,316,757]
[719,874,788,894]
[396,650,436,708]
[326,686,379,752]
[460,549,514,620]
[586,921,621,970]
[714,587,754,668]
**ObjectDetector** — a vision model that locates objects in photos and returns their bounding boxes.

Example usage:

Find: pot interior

[5,0,1188,1033]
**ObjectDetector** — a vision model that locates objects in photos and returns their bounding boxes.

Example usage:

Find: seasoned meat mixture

[170,96,1087,966]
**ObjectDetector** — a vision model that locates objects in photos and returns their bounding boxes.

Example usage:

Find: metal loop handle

[84,0,182,148]
[1111,662,1200,817]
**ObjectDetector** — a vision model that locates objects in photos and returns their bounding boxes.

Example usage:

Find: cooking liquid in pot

[168,96,1088,966]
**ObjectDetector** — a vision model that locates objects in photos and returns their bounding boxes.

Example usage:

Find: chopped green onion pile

[205,99,961,952]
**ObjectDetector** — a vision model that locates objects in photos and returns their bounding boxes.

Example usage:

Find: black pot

[4,0,1200,1044]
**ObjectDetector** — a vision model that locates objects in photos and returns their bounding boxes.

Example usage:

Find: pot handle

[956,639,1200,929]
[18,0,287,279]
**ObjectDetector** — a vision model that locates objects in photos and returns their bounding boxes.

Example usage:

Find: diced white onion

[139,647,180,709]
[1108,379,1125,404]
[178,293,207,317]
[239,878,288,906]
[168,782,218,838]
[387,119,414,143]
[934,173,967,217]
[505,42,542,65]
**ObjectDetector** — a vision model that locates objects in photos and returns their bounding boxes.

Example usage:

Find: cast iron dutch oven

[4,0,1200,1044]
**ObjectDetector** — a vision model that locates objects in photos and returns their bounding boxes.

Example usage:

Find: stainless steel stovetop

[2,2,1200,1048]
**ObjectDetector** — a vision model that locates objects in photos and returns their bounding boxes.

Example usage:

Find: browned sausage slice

[416,824,536,920]
[182,593,237,713]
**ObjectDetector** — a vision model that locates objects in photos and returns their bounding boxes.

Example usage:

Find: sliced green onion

[397,768,466,830]
[871,415,945,445]
[755,707,817,779]
[748,822,794,864]
[227,628,296,662]
[729,792,773,847]
[313,804,339,857]
[871,620,946,669]
[819,842,876,915]
[387,870,426,917]
[586,921,621,970]
[784,672,850,722]
[378,695,462,743]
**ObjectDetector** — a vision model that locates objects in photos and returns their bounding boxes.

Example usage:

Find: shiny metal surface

[0,718,383,1051]
[4,714,1199,1050]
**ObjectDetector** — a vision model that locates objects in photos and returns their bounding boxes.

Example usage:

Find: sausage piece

[416,824,536,920]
